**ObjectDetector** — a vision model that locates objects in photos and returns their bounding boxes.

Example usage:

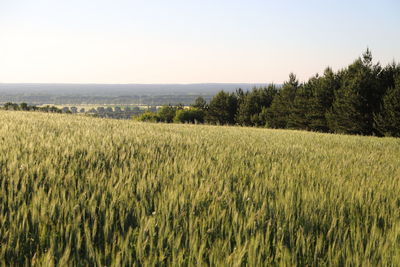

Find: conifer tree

[374,76,400,137]
[235,88,246,107]
[327,50,380,135]
[306,68,340,132]
[206,91,238,124]
[287,85,311,130]
[192,97,208,110]
[265,73,299,128]
[236,85,277,126]
[327,85,370,134]
[235,91,258,126]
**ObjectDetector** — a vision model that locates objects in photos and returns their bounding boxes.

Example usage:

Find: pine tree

[206,91,238,124]
[327,50,381,135]
[374,76,400,137]
[315,68,338,110]
[192,97,208,110]
[307,96,329,131]
[265,73,299,128]
[236,85,277,126]
[235,91,258,126]
[255,84,278,126]
[235,88,246,107]
[327,86,370,134]
[287,85,311,130]
[306,68,340,132]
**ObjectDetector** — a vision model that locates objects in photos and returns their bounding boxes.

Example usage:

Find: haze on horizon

[0,0,399,84]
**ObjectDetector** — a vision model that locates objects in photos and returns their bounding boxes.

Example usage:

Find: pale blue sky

[0,0,399,83]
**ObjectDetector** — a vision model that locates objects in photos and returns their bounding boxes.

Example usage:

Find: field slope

[0,111,399,266]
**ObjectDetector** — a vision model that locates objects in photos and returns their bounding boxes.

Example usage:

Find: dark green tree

[19,103,29,111]
[377,62,400,98]
[327,49,381,135]
[265,73,299,128]
[287,84,312,130]
[305,69,340,132]
[235,88,246,107]
[206,91,238,125]
[236,85,277,126]
[137,112,160,122]
[374,76,400,137]
[174,108,205,123]
[192,97,208,110]
[4,102,19,110]
[327,86,369,134]
[157,105,178,123]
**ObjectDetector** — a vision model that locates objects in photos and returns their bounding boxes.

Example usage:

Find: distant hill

[0,83,276,105]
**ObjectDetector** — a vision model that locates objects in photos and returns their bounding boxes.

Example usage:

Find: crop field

[0,111,399,266]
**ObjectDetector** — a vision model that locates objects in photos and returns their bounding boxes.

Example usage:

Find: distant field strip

[0,111,399,266]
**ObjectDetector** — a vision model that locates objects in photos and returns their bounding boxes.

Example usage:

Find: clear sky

[0,0,399,84]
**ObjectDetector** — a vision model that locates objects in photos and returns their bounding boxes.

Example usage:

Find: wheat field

[0,111,399,266]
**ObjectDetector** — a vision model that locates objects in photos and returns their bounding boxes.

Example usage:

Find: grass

[0,110,399,266]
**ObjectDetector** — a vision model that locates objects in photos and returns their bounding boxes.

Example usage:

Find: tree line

[1,103,150,119]
[2,102,64,113]
[137,50,400,137]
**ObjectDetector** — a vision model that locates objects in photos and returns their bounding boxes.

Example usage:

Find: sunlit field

[0,111,399,266]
